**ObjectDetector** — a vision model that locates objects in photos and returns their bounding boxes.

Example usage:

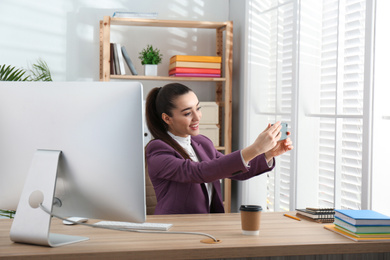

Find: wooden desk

[1,212,390,259]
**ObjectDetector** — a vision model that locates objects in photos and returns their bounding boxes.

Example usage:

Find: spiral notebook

[296,208,335,223]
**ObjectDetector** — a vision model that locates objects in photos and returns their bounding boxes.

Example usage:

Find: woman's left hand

[264,132,293,162]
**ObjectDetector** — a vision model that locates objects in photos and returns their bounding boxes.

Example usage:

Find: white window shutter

[246,0,295,211]
[245,0,371,211]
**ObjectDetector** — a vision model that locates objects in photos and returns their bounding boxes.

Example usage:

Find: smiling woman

[161,91,202,138]
[144,83,293,215]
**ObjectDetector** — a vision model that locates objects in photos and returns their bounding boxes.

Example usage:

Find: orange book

[170,55,222,64]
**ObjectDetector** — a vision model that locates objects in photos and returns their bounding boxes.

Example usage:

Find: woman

[145,83,293,214]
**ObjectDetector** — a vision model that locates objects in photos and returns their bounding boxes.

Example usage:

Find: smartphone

[280,123,288,140]
[272,123,288,140]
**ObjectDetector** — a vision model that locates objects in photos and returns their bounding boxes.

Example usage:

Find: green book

[334,225,390,238]
[334,217,390,233]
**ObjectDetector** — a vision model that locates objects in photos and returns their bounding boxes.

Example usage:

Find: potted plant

[138,45,162,76]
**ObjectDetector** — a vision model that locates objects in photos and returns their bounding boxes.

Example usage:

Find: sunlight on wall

[0,0,227,88]
[0,0,69,80]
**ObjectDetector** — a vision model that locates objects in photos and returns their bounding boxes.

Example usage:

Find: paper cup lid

[240,205,262,212]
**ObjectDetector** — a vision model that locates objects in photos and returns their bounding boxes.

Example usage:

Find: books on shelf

[295,208,335,223]
[169,55,222,78]
[335,209,390,226]
[110,43,138,76]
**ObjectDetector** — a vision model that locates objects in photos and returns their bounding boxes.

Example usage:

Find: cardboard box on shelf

[199,124,220,146]
[199,102,219,125]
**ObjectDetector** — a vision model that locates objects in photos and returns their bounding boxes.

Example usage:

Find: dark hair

[145,83,193,160]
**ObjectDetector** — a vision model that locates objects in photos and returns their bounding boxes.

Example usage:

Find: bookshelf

[99,16,233,212]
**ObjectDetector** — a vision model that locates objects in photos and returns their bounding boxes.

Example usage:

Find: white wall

[229,0,252,212]
[231,0,269,210]
[0,0,229,100]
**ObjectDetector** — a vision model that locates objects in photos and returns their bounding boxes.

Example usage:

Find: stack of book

[169,55,221,78]
[324,209,390,242]
[296,207,335,223]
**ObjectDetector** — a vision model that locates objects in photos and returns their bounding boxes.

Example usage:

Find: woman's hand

[264,132,294,162]
[241,122,282,163]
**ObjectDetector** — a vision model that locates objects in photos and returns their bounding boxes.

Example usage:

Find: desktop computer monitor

[0,81,146,246]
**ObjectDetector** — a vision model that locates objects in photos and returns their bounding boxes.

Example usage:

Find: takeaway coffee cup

[240,205,262,235]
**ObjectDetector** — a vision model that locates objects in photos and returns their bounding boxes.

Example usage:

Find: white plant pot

[144,64,158,76]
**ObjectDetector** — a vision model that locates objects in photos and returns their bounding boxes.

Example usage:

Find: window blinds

[318,0,366,209]
[248,0,295,211]
[247,0,370,211]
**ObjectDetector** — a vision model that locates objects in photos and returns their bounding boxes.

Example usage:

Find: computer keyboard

[94,221,173,231]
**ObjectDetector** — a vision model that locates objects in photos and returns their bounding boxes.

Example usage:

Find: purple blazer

[146,135,274,215]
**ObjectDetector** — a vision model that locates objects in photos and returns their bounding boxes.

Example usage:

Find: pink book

[169,67,221,74]
[169,73,220,78]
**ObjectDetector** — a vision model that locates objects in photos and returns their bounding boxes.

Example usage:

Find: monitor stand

[10,149,89,247]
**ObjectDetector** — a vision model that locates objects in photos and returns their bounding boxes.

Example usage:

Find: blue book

[335,210,390,226]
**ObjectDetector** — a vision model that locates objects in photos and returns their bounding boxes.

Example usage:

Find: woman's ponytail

[145,87,166,140]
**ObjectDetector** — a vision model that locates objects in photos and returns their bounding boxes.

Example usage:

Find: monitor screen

[0,81,146,246]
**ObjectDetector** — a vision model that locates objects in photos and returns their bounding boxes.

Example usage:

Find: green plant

[0,64,29,81]
[138,45,163,65]
[0,59,53,82]
[0,209,15,219]
[28,59,53,81]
